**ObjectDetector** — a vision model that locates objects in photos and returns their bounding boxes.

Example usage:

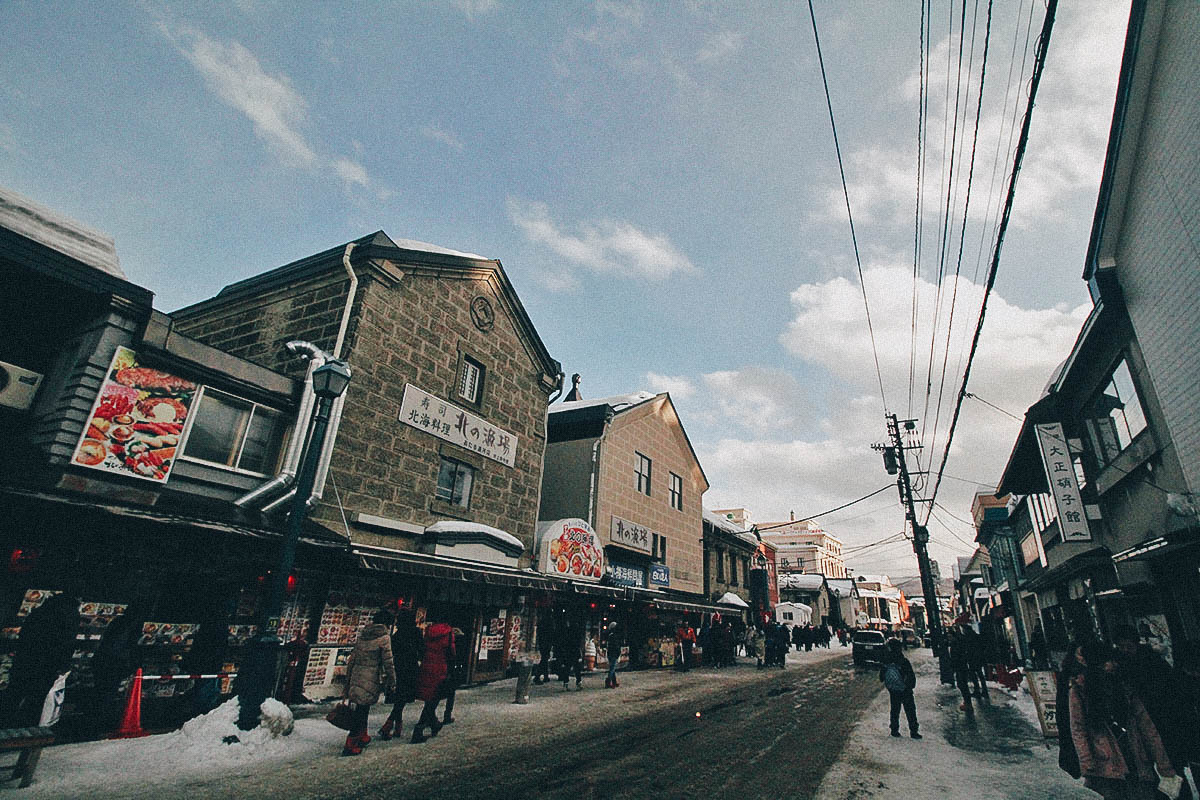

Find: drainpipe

[586,407,615,530]
[234,340,325,508]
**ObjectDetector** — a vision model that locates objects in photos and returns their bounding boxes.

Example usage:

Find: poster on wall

[71,346,196,482]
[535,518,604,582]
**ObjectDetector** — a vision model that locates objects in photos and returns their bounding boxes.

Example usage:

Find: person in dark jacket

[879,638,921,738]
[604,622,623,688]
[410,617,455,743]
[342,610,396,756]
[1112,625,1197,797]
[440,626,468,724]
[88,601,146,736]
[379,608,421,741]
[556,620,584,689]
[962,626,988,700]
[948,627,975,719]
[1056,644,1084,780]
[4,592,80,727]
[181,604,230,719]
[534,615,555,685]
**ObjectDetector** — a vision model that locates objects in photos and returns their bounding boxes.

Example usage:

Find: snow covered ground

[3,646,845,798]
[815,650,1094,800]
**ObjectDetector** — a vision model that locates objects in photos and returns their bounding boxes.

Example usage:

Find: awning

[357,548,549,589]
[633,589,735,616]
[1021,546,1112,592]
[1112,527,1199,563]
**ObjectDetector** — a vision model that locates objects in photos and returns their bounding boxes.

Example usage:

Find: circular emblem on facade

[470,296,495,332]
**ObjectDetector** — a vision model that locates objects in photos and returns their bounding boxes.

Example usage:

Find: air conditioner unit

[0,360,44,410]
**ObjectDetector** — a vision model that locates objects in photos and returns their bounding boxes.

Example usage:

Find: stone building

[758,518,847,578]
[172,231,562,560]
[701,509,758,607]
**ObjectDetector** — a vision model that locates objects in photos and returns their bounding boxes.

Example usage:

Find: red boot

[379,719,394,741]
[342,734,363,756]
[358,730,372,747]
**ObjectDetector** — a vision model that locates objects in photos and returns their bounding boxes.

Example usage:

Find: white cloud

[696,31,744,63]
[645,372,696,401]
[685,265,1087,575]
[507,197,696,286]
[332,157,369,188]
[451,0,499,20]
[595,0,644,26]
[160,23,317,167]
[420,124,465,152]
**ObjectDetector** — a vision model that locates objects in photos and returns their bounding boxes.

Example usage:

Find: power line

[806,0,889,412]
[753,485,895,533]
[923,0,1059,526]
[963,391,1023,420]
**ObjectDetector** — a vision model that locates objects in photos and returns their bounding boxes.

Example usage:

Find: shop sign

[537,518,603,582]
[649,563,670,586]
[72,346,197,482]
[1035,423,1091,542]
[610,515,654,553]
[609,561,645,587]
[1025,670,1058,737]
[399,383,517,467]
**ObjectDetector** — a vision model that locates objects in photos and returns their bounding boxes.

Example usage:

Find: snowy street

[3,646,1105,800]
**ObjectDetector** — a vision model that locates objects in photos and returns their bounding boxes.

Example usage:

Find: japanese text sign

[610,515,654,554]
[399,383,517,467]
[1035,423,1091,542]
[537,518,604,582]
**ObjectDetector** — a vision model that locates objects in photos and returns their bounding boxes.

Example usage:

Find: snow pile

[177,698,293,760]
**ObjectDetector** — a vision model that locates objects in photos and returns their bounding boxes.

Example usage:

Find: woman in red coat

[411,619,455,743]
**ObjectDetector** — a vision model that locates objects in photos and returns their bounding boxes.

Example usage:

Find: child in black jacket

[879,638,921,739]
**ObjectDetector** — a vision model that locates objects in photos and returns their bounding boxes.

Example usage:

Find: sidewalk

[4,645,845,798]
[815,650,1093,800]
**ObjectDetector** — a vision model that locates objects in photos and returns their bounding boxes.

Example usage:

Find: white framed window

[669,472,683,511]
[180,387,289,476]
[457,355,484,405]
[636,452,652,496]
[436,457,475,508]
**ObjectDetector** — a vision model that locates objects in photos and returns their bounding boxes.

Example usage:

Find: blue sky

[1,1,1131,578]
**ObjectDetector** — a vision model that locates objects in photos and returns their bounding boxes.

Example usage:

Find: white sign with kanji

[1035,422,1091,542]
[398,384,518,467]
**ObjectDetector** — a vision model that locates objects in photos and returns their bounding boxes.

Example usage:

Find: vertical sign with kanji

[1035,422,1091,542]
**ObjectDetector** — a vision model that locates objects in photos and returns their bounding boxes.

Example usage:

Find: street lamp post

[237,358,351,731]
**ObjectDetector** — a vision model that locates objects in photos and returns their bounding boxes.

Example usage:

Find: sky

[0,0,1132,582]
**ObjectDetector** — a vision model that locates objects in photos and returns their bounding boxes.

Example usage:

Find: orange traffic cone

[111,668,149,738]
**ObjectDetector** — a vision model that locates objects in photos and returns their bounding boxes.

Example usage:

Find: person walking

[378,607,421,741]
[949,627,976,719]
[698,620,712,667]
[534,615,555,685]
[341,609,396,756]
[604,622,623,688]
[1057,643,1086,781]
[440,626,468,725]
[557,620,584,690]
[4,592,80,728]
[678,622,696,671]
[411,615,455,743]
[963,626,989,700]
[879,638,921,739]
[1068,640,1177,800]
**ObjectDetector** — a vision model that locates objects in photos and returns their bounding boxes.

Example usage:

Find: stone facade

[172,233,560,563]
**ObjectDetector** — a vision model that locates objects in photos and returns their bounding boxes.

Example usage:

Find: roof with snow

[854,574,892,586]
[0,185,125,279]
[424,521,524,556]
[550,391,657,415]
[716,592,749,608]
[703,509,747,536]
[825,578,857,597]
[778,573,826,590]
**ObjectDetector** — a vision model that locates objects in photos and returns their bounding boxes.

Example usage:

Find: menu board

[1025,670,1058,737]
[316,579,390,646]
[302,645,354,698]
[137,622,197,647]
[71,346,196,482]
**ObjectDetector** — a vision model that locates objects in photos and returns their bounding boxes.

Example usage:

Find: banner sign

[536,518,603,582]
[1025,670,1058,737]
[649,563,670,587]
[72,346,196,482]
[1035,423,1091,541]
[609,561,645,587]
[610,515,654,554]
[399,383,517,467]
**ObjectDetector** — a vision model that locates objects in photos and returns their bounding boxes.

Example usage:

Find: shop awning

[632,590,737,616]
[1020,546,1112,592]
[356,547,550,589]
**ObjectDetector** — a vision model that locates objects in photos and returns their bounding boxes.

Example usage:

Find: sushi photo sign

[71,346,196,483]
[535,518,604,583]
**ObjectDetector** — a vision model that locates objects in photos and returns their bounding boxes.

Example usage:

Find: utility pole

[874,413,951,683]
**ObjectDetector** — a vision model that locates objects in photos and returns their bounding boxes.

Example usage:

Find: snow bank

[176,699,293,760]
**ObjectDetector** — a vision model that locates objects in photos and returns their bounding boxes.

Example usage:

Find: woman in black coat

[378,608,422,740]
[5,593,80,727]
[1055,644,1082,780]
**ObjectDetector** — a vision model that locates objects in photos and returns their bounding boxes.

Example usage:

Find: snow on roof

[550,391,658,415]
[778,573,825,590]
[855,574,892,586]
[424,521,524,552]
[390,237,486,261]
[703,508,747,536]
[716,592,749,608]
[0,185,124,278]
[826,578,856,597]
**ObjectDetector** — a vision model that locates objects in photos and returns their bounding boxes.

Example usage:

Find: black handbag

[325,701,355,731]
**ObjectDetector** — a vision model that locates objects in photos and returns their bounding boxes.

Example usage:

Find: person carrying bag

[337,609,396,756]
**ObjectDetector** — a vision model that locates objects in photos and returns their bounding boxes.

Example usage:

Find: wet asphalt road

[331,655,883,800]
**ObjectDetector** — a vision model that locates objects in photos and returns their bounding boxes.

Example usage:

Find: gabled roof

[0,186,124,279]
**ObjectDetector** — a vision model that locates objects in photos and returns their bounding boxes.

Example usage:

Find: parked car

[899,628,920,648]
[852,630,887,665]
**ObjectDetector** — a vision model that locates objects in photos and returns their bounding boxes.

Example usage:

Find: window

[669,472,683,511]
[715,549,725,582]
[457,355,484,405]
[436,457,475,508]
[659,535,667,562]
[182,388,289,475]
[783,611,793,621]
[1083,358,1148,466]
[743,559,750,586]
[635,452,652,496]
[729,552,738,586]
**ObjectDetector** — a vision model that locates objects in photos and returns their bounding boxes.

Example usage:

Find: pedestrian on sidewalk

[556,620,584,690]
[534,615,555,685]
[605,622,623,688]
[963,626,988,700]
[773,623,790,668]
[749,625,766,668]
[440,627,468,724]
[342,609,396,756]
[677,622,696,671]
[948,627,975,719]
[1056,643,1085,781]
[3,592,80,728]
[879,638,920,739]
[379,607,421,741]
[410,615,455,743]
[1068,640,1177,800]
